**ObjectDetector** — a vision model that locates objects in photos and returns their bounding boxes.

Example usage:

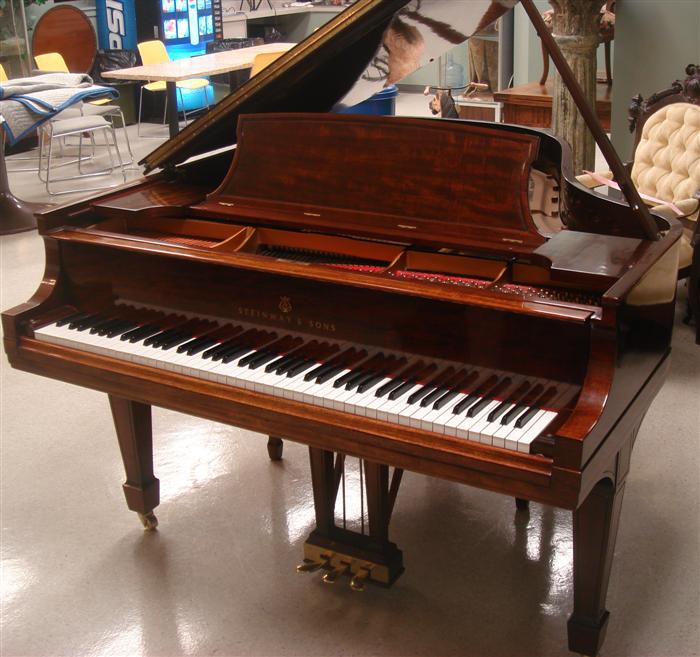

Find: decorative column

[549,0,601,174]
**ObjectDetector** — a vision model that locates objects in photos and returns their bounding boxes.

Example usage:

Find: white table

[102,42,295,139]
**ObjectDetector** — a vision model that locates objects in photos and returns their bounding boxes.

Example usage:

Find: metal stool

[38,115,126,196]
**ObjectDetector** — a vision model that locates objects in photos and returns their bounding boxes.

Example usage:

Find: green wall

[611,0,700,157]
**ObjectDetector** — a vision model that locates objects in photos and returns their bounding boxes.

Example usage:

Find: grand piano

[1,1,683,655]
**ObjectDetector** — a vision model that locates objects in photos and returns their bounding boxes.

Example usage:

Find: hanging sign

[95,0,138,51]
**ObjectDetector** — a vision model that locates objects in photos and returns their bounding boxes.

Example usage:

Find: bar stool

[38,114,126,195]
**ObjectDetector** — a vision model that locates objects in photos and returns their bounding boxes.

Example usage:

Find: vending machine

[136,0,222,113]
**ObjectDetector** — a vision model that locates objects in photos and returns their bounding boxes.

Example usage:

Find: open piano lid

[142,0,660,244]
[141,0,517,172]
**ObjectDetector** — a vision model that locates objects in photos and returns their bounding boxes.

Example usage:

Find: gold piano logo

[279,296,293,314]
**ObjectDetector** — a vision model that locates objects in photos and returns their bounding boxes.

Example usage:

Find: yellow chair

[34,52,69,73]
[136,39,211,137]
[249,51,286,77]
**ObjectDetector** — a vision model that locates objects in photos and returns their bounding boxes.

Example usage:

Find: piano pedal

[349,565,373,592]
[297,551,333,573]
[322,560,350,584]
[138,511,158,530]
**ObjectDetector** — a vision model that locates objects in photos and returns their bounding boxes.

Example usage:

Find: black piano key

[356,372,386,394]
[375,377,405,398]
[334,367,367,389]
[265,352,300,374]
[177,335,215,354]
[205,333,251,360]
[145,325,185,347]
[71,314,105,331]
[314,364,345,384]
[514,386,558,428]
[56,311,89,327]
[238,348,268,368]
[275,354,307,375]
[432,389,461,411]
[248,350,282,370]
[304,362,333,382]
[453,374,499,415]
[420,385,450,407]
[453,393,478,415]
[104,320,138,338]
[99,319,133,337]
[220,344,254,363]
[501,384,544,425]
[340,368,372,390]
[406,367,456,406]
[89,317,120,334]
[121,324,160,343]
[304,348,362,383]
[387,379,418,401]
[286,358,316,378]
[160,332,194,350]
[466,377,512,418]
[487,382,531,422]
[514,406,540,429]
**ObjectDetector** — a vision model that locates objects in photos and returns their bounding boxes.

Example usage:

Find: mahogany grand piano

[2,1,683,654]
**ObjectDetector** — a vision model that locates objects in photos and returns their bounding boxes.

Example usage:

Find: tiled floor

[1,95,698,657]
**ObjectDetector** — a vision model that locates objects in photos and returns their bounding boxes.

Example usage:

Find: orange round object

[32,5,98,74]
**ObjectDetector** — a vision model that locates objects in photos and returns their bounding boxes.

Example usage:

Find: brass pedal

[322,560,350,584]
[297,551,333,573]
[349,565,373,592]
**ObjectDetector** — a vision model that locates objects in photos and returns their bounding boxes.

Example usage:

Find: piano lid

[142,0,660,242]
[141,0,516,173]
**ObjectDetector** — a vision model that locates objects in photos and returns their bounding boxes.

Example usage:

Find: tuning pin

[322,561,349,584]
[297,552,332,573]
[349,565,372,592]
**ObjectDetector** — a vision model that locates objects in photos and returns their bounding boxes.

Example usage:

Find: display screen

[161,0,214,45]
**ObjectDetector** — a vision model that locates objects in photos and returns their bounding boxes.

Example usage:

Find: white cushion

[632,102,700,203]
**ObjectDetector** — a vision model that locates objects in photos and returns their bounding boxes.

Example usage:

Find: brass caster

[322,562,349,584]
[138,511,158,530]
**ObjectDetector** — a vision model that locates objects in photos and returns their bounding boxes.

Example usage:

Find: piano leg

[108,395,160,530]
[300,448,403,588]
[568,440,631,656]
[266,436,284,461]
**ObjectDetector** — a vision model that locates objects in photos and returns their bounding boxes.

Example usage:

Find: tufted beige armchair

[577,65,700,343]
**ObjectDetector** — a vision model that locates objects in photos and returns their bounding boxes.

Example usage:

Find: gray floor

[1,98,699,657]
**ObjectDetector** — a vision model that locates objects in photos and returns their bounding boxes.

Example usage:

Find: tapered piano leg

[568,445,630,656]
[267,436,284,461]
[108,395,160,530]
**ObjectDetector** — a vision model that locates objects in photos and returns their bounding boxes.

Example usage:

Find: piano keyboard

[33,307,576,454]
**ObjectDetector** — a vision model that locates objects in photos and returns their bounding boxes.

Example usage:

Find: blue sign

[95,0,137,50]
